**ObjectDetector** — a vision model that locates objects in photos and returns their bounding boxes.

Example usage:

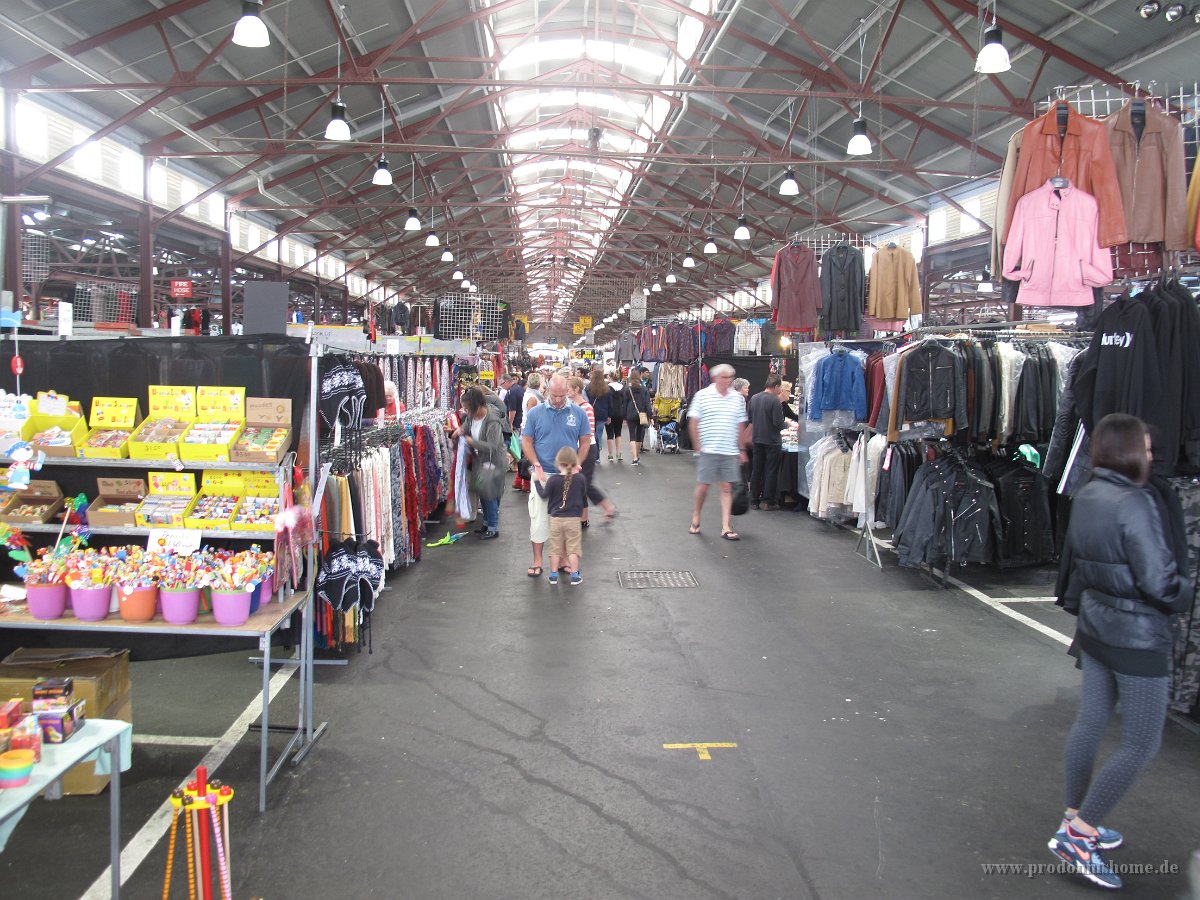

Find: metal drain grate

[618,570,699,589]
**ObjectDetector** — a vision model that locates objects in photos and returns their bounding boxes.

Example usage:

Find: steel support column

[139,158,154,328]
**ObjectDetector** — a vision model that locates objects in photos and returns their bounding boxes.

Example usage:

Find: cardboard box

[184,470,243,531]
[232,472,281,531]
[81,397,143,459]
[231,398,293,465]
[178,386,246,463]
[135,471,196,529]
[27,392,88,458]
[0,479,64,524]
[0,648,132,794]
[87,478,148,528]
[129,386,195,460]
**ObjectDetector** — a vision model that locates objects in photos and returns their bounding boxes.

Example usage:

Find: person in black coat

[1049,413,1192,890]
[623,369,652,465]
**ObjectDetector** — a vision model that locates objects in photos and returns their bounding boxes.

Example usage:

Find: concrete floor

[4,450,1199,899]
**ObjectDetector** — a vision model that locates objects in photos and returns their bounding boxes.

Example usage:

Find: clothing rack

[786,232,875,255]
[852,423,883,569]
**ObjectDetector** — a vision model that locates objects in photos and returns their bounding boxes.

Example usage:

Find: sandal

[689,522,701,535]
[581,519,590,529]
[721,531,740,541]
[526,566,543,577]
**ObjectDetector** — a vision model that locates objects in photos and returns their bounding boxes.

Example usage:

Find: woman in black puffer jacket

[1048,414,1192,889]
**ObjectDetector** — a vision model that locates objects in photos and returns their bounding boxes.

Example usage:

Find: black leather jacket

[901,343,968,429]
[1061,468,1191,656]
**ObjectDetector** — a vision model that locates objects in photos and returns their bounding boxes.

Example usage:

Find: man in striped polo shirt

[687,363,749,541]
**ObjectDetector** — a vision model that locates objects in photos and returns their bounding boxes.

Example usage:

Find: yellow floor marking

[662,742,738,760]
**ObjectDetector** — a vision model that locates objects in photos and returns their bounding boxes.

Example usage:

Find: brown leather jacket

[1104,101,1189,250]
[1003,103,1127,248]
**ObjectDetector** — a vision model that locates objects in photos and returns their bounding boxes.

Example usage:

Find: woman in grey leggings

[1052,414,1192,890]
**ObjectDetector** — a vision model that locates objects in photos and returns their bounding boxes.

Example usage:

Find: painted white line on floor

[78,666,296,900]
[940,572,1071,647]
[133,734,220,747]
[997,596,1058,603]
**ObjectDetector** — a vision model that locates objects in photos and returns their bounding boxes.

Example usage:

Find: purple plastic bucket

[25,583,67,620]
[70,585,112,621]
[211,589,252,627]
[160,588,201,625]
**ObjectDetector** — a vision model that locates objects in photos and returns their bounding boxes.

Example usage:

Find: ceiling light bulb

[682,254,696,268]
[469,284,478,293]
[324,100,351,141]
[424,230,440,247]
[441,248,454,263]
[1164,1,1186,19]
[846,117,873,155]
[734,216,751,241]
[643,287,651,296]
[404,208,421,231]
[452,268,464,280]
[779,168,800,196]
[371,156,392,186]
[975,24,1011,73]
[461,279,472,289]
[1138,0,1161,17]
[232,1,271,48]
[703,238,718,255]
[652,282,662,292]
[666,271,677,284]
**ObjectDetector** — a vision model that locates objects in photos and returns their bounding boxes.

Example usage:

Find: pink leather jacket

[1003,181,1113,307]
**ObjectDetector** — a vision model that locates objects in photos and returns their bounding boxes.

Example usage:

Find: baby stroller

[656,419,681,453]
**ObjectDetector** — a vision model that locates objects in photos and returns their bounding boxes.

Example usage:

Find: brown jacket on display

[990,128,1023,276]
[867,245,921,320]
[1187,152,1200,251]
[770,243,822,331]
[1104,101,1189,250]
[1003,102,1127,249]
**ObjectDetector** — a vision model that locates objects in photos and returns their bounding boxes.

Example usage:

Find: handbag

[731,481,750,516]
[508,432,522,460]
[630,390,649,427]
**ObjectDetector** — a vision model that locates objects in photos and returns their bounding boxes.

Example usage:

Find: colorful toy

[164,766,235,900]
[4,441,45,491]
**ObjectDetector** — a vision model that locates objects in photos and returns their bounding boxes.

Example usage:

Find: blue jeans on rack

[481,497,500,532]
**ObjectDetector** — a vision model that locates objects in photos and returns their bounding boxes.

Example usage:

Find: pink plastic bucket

[211,589,252,627]
[25,583,68,620]
[160,588,201,625]
[70,585,112,621]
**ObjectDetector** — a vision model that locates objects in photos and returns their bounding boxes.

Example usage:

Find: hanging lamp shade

[846,118,872,156]
[452,268,464,281]
[665,271,677,284]
[324,100,351,141]
[651,282,662,292]
[779,168,800,196]
[1138,1,1161,18]
[440,248,454,263]
[403,208,421,231]
[232,1,270,48]
[682,254,696,268]
[643,287,651,296]
[734,216,751,241]
[703,238,718,255]
[974,25,1011,74]
[371,157,392,186]
[424,230,440,247]
[469,284,479,293]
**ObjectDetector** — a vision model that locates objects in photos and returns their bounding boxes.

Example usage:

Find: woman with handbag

[455,386,507,539]
[624,368,652,466]
[604,371,627,462]
[1049,414,1192,889]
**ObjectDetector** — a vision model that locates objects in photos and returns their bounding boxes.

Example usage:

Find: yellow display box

[183,470,243,531]
[27,392,88,458]
[129,387,196,461]
[231,472,281,532]
[134,471,196,529]
[178,387,246,463]
[80,397,143,459]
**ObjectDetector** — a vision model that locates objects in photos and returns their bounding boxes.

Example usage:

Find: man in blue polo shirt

[521,374,591,577]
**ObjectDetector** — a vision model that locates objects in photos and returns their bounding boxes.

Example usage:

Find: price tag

[147,529,202,555]
[37,392,68,416]
[57,302,73,337]
[386,338,400,355]
[882,446,894,471]
[333,421,342,448]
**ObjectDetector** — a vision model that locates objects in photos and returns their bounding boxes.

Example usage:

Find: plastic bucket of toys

[118,585,158,623]
[25,582,68,620]
[160,588,201,625]
[211,589,252,627]
[69,585,113,621]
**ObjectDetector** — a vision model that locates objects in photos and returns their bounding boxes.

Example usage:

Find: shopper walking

[568,375,617,525]
[1050,413,1192,890]
[687,364,749,540]
[748,374,785,510]
[520,374,591,577]
[624,368,652,466]
[585,370,611,463]
[454,386,506,539]
[511,372,543,492]
[533,446,587,586]
[605,371,627,461]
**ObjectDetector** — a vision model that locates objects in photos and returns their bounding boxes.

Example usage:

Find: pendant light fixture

[1138,1,1161,18]
[324,41,351,141]
[1163,2,1187,20]
[452,268,464,281]
[404,208,421,230]
[424,230,440,247]
[441,247,454,263]
[682,253,696,268]
[975,2,1011,74]
[651,282,662,292]
[779,168,800,196]
[403,159,420,229]
[643,287,651,296]
[371,96,392,185]
[461,278,472,290]
[704,237,718,254]
[846,20,873,156]
[468,284,479,293]
[231,0,270,48]
[665,270,677,284]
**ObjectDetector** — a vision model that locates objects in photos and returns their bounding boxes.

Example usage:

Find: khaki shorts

[528,489,551,544]
[548,517,583,558]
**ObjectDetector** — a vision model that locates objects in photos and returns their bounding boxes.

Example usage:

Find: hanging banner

[572,323,585,334]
